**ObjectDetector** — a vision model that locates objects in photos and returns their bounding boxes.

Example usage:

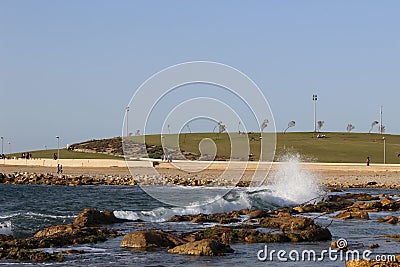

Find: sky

[1,1,399,152]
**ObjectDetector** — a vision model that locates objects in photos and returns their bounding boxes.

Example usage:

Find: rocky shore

[2,190,400,265]
[0,172,250,187]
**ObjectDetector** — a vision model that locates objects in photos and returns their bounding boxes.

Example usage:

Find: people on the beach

[57,164,63,174]
[53,153,58,160]
[167,154,172,163]
[366,156,370,166]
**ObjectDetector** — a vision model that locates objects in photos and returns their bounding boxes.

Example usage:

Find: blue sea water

[0,184,399,267]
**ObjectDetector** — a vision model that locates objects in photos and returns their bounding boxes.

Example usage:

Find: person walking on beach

[366,156,370,166]
[57,164,61,174]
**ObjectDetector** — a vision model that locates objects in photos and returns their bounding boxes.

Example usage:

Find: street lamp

[56,136,60,161]
[8,142,11,158]
[1,137,3,155]
[382,137,386,164]
[125,107,130,137]
[312,94,318,133]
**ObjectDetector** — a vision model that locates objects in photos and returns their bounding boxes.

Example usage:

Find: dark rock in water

[0,208,122,263]
[333,211,369,220]
[120,230,183,248]
[247,209,269,219]
[346,257,400,267]
[378,215,398,224]
[73,208,129,227]
[0,234,14,242]
[168,239,233,256]
[367,181,377,186]
[167,212,241,224]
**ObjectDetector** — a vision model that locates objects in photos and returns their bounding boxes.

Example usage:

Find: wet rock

[378,215,398,224]
[34,224,74,238]
[247,209,268,219]
[120,230,183,248]
[167,212,241,224]
[259,215,315,231]
[333,211,369,220]
[73,208,129,227]
[168,239,233,256]
[346,258,400,267]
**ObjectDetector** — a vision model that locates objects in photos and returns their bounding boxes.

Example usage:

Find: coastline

[1,159,400,188]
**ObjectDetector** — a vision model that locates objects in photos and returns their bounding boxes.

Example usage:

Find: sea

[1,160,399,266]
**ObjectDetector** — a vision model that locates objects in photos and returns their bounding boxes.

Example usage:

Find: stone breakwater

[0,172,250,187]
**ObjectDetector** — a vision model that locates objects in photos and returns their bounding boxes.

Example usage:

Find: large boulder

[333,211,369,220]
[73,208,128,227]
[346,258,400,267]
[34,224,74,238]
[168,239,233,256]
[120,230,183,248]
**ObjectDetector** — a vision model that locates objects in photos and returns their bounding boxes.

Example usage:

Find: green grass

[133,132,400,164]
[11,132,400,163]
[11,149,122,160]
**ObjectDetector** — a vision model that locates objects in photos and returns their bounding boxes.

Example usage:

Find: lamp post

[56,136,60,161]
[8,142,11,158]
[382,137,386,164]
[312,94,318,133]
[1,137,3,155]
[125,107,129,137]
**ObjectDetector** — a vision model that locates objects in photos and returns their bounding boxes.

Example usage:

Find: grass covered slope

[14,132,400,163]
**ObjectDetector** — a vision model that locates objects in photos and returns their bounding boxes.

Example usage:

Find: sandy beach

[1,159,400,188]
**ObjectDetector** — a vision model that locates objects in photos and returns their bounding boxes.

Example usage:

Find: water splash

[269,153,323,204]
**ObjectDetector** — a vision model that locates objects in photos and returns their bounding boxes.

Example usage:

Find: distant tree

[135,130,141,136]
[317,121,324,132]
[260,119,269,132]
[346,124,355,133]
[284,121,296,134]
[369,121,379,133]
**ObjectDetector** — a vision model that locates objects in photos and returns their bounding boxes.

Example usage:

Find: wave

[115,154,323,222]
[0,212,74,220]
[0,220,12,234]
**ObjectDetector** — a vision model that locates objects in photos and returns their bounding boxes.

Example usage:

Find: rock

[168,239,233,256]
[34,224,74,238]
[73,208,129,227]
[346,258,400,267]
[381,197,395,207]
[378,215,398,224]
[333,211,369,220]
[247,209,268,219]
[293,206,304,213]
[120,230,183,248]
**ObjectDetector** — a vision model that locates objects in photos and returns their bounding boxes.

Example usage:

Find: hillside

[65,132,400,164]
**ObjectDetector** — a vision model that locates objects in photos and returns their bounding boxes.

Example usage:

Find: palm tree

[284,121,296,134]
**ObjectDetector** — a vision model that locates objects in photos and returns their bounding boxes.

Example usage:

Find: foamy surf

[115,154,323,222]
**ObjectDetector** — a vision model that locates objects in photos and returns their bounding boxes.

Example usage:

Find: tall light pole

[8,142,11,158]
[1,136,3,155]
[313,94,318,133]
[125,107,129,137]
[380,105,383,134]
[382,137,386,164]
[56,136,60,161]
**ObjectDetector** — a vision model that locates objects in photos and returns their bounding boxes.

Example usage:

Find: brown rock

[346,258,400,267]
[247,209,268,219]
[73,208,128,227]
[34,224,74,238]
[120,230,183,248]
[168,239,233,256]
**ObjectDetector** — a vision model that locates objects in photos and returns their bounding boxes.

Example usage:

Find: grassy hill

[12,132,400,163]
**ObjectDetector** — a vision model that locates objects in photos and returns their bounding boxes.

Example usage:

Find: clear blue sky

[1,1,399,152]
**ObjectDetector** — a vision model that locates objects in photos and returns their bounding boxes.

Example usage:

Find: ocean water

[1,184,399,267]
[1,157,399,266]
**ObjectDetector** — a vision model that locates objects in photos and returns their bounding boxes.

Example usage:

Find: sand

[1,160,400,188]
